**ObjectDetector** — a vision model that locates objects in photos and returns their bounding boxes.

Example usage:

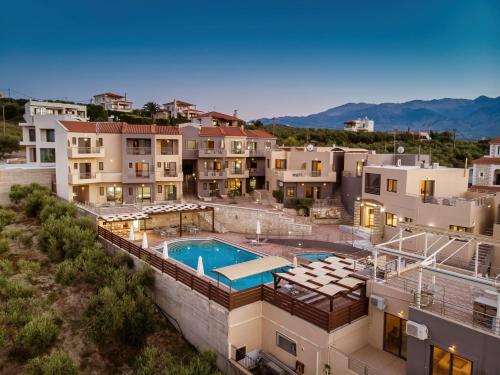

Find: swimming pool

[298,252,335,262]
[166,239,287,291]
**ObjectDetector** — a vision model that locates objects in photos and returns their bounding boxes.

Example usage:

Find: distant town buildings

[93,92,133,112]
[344,116,374,132]
[194,111,243,127]
[158,99,202,120]
[471,137,500,192]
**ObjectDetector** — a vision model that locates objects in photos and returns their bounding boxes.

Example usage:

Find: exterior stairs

[467,243,493,274]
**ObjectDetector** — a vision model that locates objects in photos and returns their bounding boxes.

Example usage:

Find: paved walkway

[350,345,406,375]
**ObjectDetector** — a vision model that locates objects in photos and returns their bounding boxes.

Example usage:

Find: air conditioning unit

[369,294,386,310]
[406,321,428,340]
[432,162,439,169]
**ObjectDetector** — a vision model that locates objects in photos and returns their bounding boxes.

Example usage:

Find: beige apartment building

[158,99,202,119]
[93,92,133,112]
[180,123,276,198]
[193,111,244,127]
[55,121,182,205]
[265,146,337,204]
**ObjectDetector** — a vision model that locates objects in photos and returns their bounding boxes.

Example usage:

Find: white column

[397,228,402,276]
[474,242,480,277]
[424,233,428,257]
[416,266,423,309]
[373,249,378,280]
[432,257,436,290]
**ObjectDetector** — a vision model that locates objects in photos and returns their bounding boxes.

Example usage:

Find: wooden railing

[98,226,369,331]
[98,226,230,309]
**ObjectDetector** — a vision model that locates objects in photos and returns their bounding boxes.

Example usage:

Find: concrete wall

[0,166,55,205]
[407,308,500,374]
[341,175,362,215]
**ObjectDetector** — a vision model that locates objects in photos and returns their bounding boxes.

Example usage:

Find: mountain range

[258,96,500,139]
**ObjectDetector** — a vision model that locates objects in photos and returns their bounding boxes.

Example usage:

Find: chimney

[233,109,238,118]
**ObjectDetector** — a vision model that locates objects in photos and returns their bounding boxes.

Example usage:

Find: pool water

[298,252,335,262]
[167,239,287,291]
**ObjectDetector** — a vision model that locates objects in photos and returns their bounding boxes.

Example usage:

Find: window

[28,129,36,142]
[404,217,413,223]
[311,160,322,176]
[496,145,500,156]
[387,179,398,193]
[385,212,398,227]
[356,161,363,177]
[203,183,207,190]
[383,313,407,359]
[265,141,272,150]
[275,159,287,170]
[158,185,162,194]
[431,346,472,375]
[45,129,55,142]
[129,162,133,169]
[40,148,55,163]
[129,187,133,196]
[126,138,151,155]
[74,163,78,170]
[97,138,103,147]
[157,162,161,168]
[479,172,484,178]
[99,187,105,196]
[231,141,243,154]
[449,225,471,233]
[276,332,296,356]
[107,186,122,202]
[186,140,197,150]
[98,162,104,171]
[249,159,258,169]
[286,187,295,197]
[72,137,77,145]
[365,173,381,195]
[267,159,270,168]
[248,141,257,150]
[266,181,269,190]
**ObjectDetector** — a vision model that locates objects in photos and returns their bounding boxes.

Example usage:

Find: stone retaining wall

[0,166,55,206]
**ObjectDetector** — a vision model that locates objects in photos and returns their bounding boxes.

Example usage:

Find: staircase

[483,227,493,237]
[467,243,493,274]
[315,190,353,225]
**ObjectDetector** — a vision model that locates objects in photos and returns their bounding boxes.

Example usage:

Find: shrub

[2,279,34,299]
[15,315,59,357]
[25,350,77,375]
[19,232,33,248]
[286,197,313,212]
[75,244,112,283]
[39,199,77,222]
[83,285,155,347]
[55,260,78,286]
[0,238,9,254]
[0,297,47,327]
[0,259,14,277]
[272,189,284,203]
[18,259,41,279]
[0,208,15,229]
[24,190,52,218]
[9,184,49,205]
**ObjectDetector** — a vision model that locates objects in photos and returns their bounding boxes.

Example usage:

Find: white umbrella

[197,256,205,277]
[220,139,225,149]
[141,231,148,249]
[256,220,261,242]
[292,256,298,268]
[163,241,169,259]
[128,225,135,241]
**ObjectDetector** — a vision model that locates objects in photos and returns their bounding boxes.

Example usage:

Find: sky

[1,0,499,120]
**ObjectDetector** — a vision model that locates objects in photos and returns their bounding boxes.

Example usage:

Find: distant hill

[259,96,500,139]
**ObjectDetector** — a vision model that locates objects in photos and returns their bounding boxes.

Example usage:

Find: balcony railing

[160,147,178,155]
[231,148,244,154]
[203,170,225,177]
[127,147,151,155]
[75,146,101,154]
[160,170,178,177]
[364,186,381,195]
[199,148,224,156]
[311,170,321,177]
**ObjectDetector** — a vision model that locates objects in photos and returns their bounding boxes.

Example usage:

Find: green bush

[39,199,76,222]
[0,134,20,158]
[0,238,9,254]
[83,285,155,347]
[0,297,47,327]
[18,259,41,279]
[15,315,59,357]
[9,184,49,205]
[286,197,313,212]
[55,260,78,286]
[0,259,14,277]
[24,190,52,218]
[0,208,15,229]
[19,232,33,248]
[2,279,34,299]
[26,350,77,375]
[272,190,284,203]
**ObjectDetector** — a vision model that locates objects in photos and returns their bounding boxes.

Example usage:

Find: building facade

[159,99,202,119]
[19,100,88,165]
[93,92,133,112]
[55,121,182,204]
[194,111,243,127]
[471,137,500,192]
[344,117,375,132]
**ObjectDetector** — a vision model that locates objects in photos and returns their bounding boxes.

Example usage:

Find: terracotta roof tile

[195,111,240,121]
[60,121,179,135]
[489,137,500,144]
[94,92,125,98]
[244,129,275,139]
[471,156,500,165]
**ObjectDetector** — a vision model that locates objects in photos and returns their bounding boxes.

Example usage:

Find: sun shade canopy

[213,256,291,281]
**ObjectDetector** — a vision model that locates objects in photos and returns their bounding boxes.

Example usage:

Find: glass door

[311,160,322,177]
[136,186,151,203]
[383,313,407,359]
[420,180,435,200]
[431,346,472,375]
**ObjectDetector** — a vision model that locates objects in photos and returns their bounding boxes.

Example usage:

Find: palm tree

[142,102,161,119]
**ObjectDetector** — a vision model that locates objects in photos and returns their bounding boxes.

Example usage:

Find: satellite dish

[397,146,405,154]
[306,144,314,152]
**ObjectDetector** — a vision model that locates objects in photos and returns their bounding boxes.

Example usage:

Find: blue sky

[1,0,499,119]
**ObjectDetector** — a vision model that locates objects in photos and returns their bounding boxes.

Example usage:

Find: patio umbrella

[293,256,298,268]
[128,225,135,241]
[197,256,205,277]
[220,139,224,149]
[256,220,261,242]
[141,231,148,249]
[163,241,169,259]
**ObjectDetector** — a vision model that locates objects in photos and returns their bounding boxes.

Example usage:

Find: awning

[99,212,149,222]
[213,256,291,281]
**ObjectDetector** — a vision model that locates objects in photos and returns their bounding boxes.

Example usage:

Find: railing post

[175,266,178,280]
[208,283,212,301]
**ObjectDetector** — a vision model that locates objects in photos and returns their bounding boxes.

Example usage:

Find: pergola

[213,256,291,292]
[273,257,367,312]
[99,203,215,236]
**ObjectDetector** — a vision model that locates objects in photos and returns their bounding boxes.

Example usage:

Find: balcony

[159,147,178,155]
[225,148,249,157]
[68,172,122,184]
[155,170,183,182]
[226,168,249,178]
[248,167,265,176]
[198,148,225,158]
[364,186,381,195]
[199,170,226,180]
[67,146,105,158]
[126,147,151,155]
[248,149,266,157]
[275,170,336,183]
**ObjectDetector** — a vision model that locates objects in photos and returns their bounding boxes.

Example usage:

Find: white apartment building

[159,99,202,119]
[344,117,374,132]
[19,100,88,165]
[471,137,500,192]
[93,92,133,112]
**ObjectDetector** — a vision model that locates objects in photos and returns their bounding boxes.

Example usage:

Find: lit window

[431,346,472,375]
[275,159,287,170]
[356,161,363,177]
[449,225,470,233]
[387,179,398,193]
[286,187,295,197]
[385,212,398,227]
